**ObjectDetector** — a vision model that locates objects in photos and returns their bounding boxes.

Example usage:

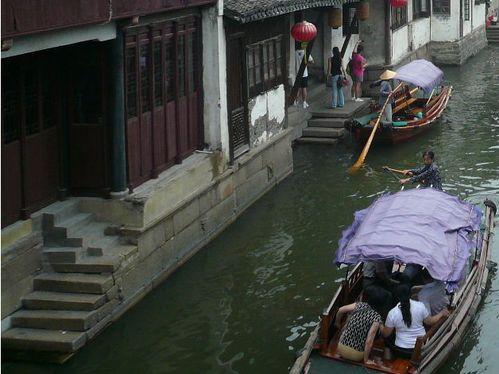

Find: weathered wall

[358,2,386,66]
[474,3,486,29]
[431,0,460,41]
[393,25,410,63]
[202,3,230,157]
[248,85,286,148]
[430,25,487,65]
[411,18,431,50]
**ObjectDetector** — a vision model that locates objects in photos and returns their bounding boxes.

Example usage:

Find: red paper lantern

[291,21,318,43]
[390,0,407,8]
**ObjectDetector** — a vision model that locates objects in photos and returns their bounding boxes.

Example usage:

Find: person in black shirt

[327,47,345,108]
[400,151,443,190]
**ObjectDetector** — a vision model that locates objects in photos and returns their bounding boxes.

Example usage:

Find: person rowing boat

[399,150,442,190]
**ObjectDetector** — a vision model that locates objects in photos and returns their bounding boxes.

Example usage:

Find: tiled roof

[224,0,347,23]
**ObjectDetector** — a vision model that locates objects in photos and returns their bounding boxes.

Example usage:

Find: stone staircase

[297,99,371,145]
[2,200,137,360]
[486,25,499,43]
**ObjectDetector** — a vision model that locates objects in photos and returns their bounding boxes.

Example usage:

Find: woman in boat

[335,286,389,363]
[381,284,449,358]
[379,70,396,123]
[328,47,345,109]
[400,150,443,190]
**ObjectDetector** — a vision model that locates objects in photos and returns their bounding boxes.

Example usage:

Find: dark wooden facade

[1,0,216,39]
[1,43,110,227]
[225,16,289,160]
[124,14,203,188]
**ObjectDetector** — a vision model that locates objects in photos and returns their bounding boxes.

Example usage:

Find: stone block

[137,222,167,260]
[119,262,151,301]
[198,188,218,215]
[2,276,33,319]
[235,168,269,210]
[215,176,235,202]
[201,194,236,235]
[2,242,42,288]
[1,219,33,248]
[171,219,204,262]
[241,154,263,179]
[173,198,200,234]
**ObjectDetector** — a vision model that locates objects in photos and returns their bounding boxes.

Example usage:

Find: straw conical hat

[380,70,397,80]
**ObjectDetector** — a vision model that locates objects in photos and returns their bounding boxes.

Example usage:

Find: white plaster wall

[202,2,230,160]
[249,85,285,146]
[267,85,286,125]
[431,0,460,41]
[474,3,486,28]
[411,18,431,50]
[330,26,359,65]
[392,26,409,63]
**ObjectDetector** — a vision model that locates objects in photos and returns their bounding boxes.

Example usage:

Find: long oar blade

[349,83,404,173]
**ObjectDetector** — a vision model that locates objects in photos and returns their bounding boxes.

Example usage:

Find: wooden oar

[382,166,406,175]
[382,166,403,181]
[349,83,404,173]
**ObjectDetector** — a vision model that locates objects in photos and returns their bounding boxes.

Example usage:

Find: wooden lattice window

[433,0,451,15]
[139,41,150,113]
[247,36,284,97]
[125,45,137,119]
[153,39,163,107]
[413,0,430,19]
[343,3,359,36]
[464,0,470,21]
[391,5,408,30]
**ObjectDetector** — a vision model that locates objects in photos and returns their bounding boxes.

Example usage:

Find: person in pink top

[351,44,367,101]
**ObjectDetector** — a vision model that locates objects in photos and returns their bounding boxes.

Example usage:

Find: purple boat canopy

[395,59,444,92]
[335,189,482,291]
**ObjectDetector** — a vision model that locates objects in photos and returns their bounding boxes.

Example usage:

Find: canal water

[3,46,498,374]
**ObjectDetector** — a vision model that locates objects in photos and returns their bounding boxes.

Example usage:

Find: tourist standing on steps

[328,47,345,109]
[351,44,367,101]
[295,47,314,109]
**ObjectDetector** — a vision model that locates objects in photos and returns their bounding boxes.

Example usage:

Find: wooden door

[69,43,109,194]
[227,33,250,161]
[1,55,60,227]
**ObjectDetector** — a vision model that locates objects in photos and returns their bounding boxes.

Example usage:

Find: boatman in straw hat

[379,70,397,123]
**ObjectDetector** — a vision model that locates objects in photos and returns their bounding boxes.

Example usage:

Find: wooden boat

[347,85,453,145]
[290,198,496,374]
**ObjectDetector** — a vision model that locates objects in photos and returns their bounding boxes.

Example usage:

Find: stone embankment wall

[430,26,488,65]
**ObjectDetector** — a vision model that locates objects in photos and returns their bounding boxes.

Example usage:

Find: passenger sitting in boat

[363,261,398,290]
[335,286,390,364]
[381,284,450,359]
[416,270,449,315]
[400,150,443,190]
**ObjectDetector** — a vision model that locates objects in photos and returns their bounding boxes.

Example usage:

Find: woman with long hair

[334,286,389,364]
[381,284,449,358]
[327,47,345,108]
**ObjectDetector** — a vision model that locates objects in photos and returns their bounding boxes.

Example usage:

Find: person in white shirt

[381,284,449,358]
[295,48,314,109]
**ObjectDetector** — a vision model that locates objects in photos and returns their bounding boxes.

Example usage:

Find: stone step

[296,137,339,145]
[308,117,347,128]
[2,328,86,353]
[11,301,116,331]
[23,291,107,311]
[51,256,122,274]
[34,273,113,294]
[302,127,345,138]
[43,247,84,264]
[40,200,80,230]
[486,37,499,43]
[309,99,370,118]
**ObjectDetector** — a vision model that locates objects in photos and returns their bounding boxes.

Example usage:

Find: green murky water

[3,46,498,374]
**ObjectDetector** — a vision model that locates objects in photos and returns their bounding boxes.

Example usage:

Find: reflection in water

[3,47,499,374]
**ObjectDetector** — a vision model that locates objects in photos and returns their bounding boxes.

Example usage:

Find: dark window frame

[433,0,451,15]
[391,5,408,30]
[343,3,359,36]
[246,35,285,98]
[464,0,470,21]
[413,0,431,19]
